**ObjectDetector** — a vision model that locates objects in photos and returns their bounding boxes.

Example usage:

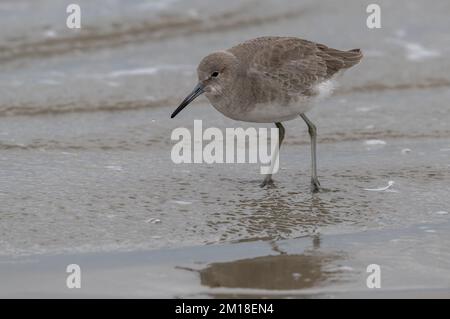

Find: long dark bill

[170,83,205,118]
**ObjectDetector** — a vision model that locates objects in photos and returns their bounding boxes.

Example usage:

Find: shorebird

[171,36,363,191]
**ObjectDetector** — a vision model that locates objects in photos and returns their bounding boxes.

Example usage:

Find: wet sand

[0,0,449,297]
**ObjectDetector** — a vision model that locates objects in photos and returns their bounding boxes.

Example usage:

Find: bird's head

[171,51,240,118]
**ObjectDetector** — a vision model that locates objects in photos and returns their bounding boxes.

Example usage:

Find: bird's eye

[211,71,219,78]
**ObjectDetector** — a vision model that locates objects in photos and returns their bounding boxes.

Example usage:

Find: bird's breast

[205,79,336,123]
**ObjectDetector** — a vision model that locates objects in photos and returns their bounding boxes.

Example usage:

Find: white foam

[338,266,355,271]
[401,148,412,154]
[173,200,192,205]
[327,265,354,272]
[365,139,386,145]
[363,50,385,57]
[38,79,60,85]
[48,71,66,77]
[138,0,178,11]
[44,30,57,38]
[107,64,194,78]
[108,67,159,78]
[105,165,123,171]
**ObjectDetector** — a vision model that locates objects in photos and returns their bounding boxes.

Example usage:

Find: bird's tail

[322,47,363,68]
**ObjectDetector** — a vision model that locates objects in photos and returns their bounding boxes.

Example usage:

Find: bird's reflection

[208,184,344,242]
[196,236,346,297]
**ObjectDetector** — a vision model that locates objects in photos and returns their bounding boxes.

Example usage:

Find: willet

[171,36,363,191]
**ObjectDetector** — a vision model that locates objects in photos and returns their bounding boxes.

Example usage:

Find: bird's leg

[261,122,285,187]
[300,114,321,192]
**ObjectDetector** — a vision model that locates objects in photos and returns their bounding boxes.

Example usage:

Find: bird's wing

[246,38,351,96]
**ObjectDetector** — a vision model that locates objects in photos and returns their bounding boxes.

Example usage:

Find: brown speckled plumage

[189,36,363,122]
[229,36,363,100]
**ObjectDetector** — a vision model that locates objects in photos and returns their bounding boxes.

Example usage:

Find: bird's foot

[260,177,274,188]
[311,178,322,193]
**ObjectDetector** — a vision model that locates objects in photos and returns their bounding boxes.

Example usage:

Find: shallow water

[0,0,449,297]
